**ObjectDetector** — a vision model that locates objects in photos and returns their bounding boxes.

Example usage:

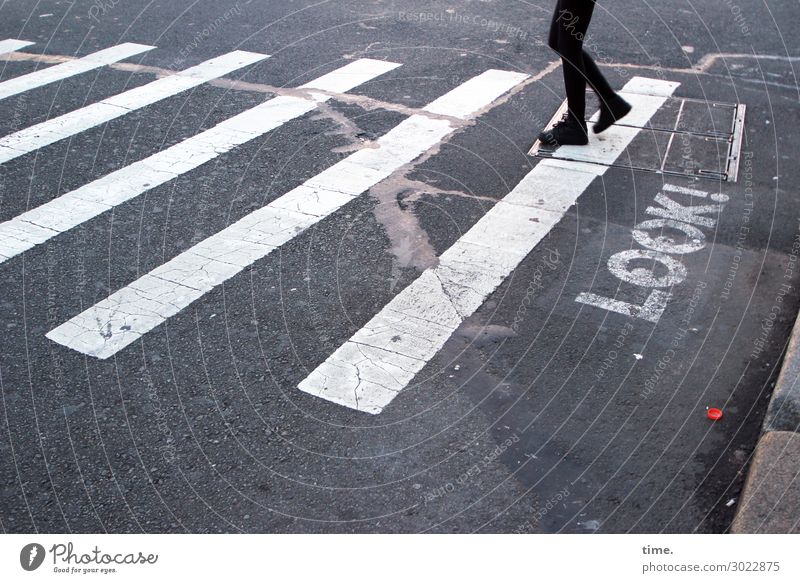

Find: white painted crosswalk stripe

[0,50,268,164]
[298,76,680,414]
[0,58,401,264]
[422,68,528,119]
[0,42,155,100]
[0,39,34,54]
[46,69,529,359]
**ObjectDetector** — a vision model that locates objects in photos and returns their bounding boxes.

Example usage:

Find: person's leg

[538,0,594,145]
[591,72,632,132]
[581,49,616,103]
[548,0,595,122]
[542,0,631,141]
[557,1,632,133]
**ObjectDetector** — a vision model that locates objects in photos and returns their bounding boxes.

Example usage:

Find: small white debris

[39,13,53,17]
[634,354,643,360]
[454,364,461,371]
[290,288,297,292]
[681,46,694,54]
[726,498,736,507]
[210,313,217,319]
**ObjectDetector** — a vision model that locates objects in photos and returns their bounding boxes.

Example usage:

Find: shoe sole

[538,133,588,147]
[539,139,588,147]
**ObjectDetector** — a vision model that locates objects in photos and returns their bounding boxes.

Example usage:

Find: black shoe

[538,113,588,147]
[593,95,632,134]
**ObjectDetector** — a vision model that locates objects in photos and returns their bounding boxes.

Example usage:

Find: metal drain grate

[528,92,746,182]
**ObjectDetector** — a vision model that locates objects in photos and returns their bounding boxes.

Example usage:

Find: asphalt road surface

[1,0,799,533]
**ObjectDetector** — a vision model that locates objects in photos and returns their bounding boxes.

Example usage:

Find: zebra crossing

[0,49,267,164]
[0,42,155,101]
[45,68,528,358]
[299,77,680,413]
[1,38,673,416]
[0,58,401,262]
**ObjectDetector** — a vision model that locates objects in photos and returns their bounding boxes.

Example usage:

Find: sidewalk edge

[730,314,800,533]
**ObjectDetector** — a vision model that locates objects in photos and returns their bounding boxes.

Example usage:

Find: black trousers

[548,0,616,122]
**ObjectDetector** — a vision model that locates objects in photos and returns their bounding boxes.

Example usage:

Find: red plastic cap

[707,408,723,421]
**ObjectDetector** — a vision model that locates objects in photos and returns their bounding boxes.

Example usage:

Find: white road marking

[0,39,34,54]
[46,69,529,359]
[575,178,729,323]
[0,59,402,264]
[422,68,528,119]
[0,42,155,100]
[298,76,680,414]
[662,183,708,197]
[0,50,268,164]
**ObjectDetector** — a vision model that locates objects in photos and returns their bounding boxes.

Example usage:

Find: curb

[731,315,800,533]
[763,313,800,433]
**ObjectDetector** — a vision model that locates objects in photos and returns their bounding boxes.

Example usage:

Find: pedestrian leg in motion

[538,0,632,146]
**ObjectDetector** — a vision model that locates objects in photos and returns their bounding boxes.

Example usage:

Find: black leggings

[548,0,616,122]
